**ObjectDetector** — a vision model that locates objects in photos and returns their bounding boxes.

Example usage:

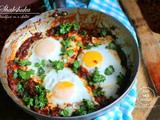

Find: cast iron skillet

[0,7,139,120]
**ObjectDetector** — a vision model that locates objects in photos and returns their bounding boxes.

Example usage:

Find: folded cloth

[43,0,137,120]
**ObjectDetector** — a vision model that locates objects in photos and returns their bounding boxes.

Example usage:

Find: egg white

[43,68,96,109]
[78,42,126,98]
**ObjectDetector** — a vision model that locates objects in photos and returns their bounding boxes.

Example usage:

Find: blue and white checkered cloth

[43,0,137,120]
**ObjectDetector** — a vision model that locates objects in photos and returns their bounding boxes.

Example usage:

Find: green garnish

[70,36,75,41]
[75,99,95,115]
[13,69,34,80]
[105,65,115,75]
[93,43,100,47]
[105,41,119,50]
[34,92,47,109]
[100,28,108,37]
[73,22,80,31]
[59,22,73,35]
[117,72,125,86]
[14,59,31,66]
[59,108,72,117]
[17,83,23,95]
[49,60,65,72]
[85,45,92,49]
[61,38,71,49]
[72,60,80,74]
[13,70,18,78]
[34,60,46,67]
[79,30,87,35]
[88,67,106,85]
[92,87,105,97]
[63,49,74,57]
[77,42,84,48]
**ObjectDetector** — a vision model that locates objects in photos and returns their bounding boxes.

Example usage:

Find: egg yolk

[82,51,103,67]
[52,81,75,100]
[35,40,55,58]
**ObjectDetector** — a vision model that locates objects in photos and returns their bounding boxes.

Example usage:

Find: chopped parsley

[56,22,73,35]
[92,87,105,97]
[73,22,80,31]
[13,69,34,80]
[93,43,100,47]
[87,67,106,85]
[117,72,126,86]
[79,30,87,35]
[105,41,119,50]
[59,108,72,117]
[49,60,65,72]
[72,60,80,74]
[14,59,31,66]
[75,99,95,115]
[62,49,74,57]
[105,65,115,75]
[100,28,108,37]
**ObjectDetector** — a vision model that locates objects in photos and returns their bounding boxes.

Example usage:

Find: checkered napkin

[43,0,137,120]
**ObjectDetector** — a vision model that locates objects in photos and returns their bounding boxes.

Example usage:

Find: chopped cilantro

[85,44,92,49]
[75,99,95,115]
[13,69,34,80]
[105,41,119,50]
[93,43,100,47]
[117,72,125,86]
[13,70,18,78]
[92,87,105,97]
[17,83,23,95]
[88,67,106,85]
[77,42,84,48]
[73,22,80,31]
[105,65,115,75]
[70,36,75,41]
[38,67,45,76]
[62,49,74,57]
[59,22,73,35]
[100,28,108,37]
[49,60,65,72]
[14,59,31,66]
[41,60,45,67]
[61,38,71,49]
[34,92,47,109]
[34,62,41,67]
[19,69,35,80]
[79,30,87,35]
[72,60,80,74]
[59,108,72,117]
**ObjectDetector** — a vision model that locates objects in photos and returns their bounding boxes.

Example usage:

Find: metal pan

[0,8,140,120]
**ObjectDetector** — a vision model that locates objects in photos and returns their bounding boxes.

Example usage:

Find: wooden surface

[120,0,160,119]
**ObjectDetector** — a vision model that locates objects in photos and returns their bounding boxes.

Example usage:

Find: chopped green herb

[38,67,45,76]
[19,69,35,80]
[79,30,87,35]
[17,83,23,95]
[100,28,108,37]
[72,60,80,74]
[34,62,41,67]
[14,59,31,66]
[59,108,72,117]
[49,60,65,72]
[77,42,84,48]
[73,22,80,31]
[70,36,75,41]
[85,45,92,49]
[41,60,45,67]
[40,74,46,81]
[93,43,100,47]
[105,65,115,75]
[61,38,71,49]
[105,41,119,50]
[63,49,74,57]
[117,72,125,86]
[59,23,73,35]
[34,92,47,109]
[88,67,106,85]
[13,70,18,78]
[92,87,105,97]
[75,99,95,115]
